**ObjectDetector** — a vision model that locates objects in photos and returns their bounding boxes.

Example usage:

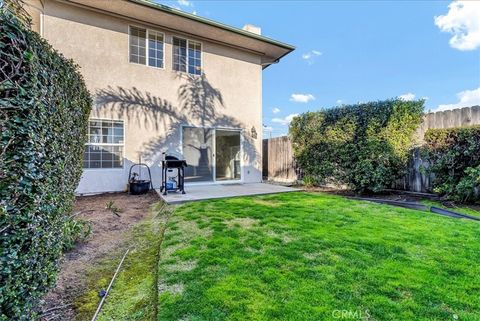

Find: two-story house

[25,0,294,194]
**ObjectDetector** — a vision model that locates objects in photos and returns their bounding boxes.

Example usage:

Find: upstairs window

[84,119,124,169]
[173,36,202,75]
[173,37,187,72]
[129,26,164,68]
[129,26,146,65]
[148,30,164,68]
[188,40,202,75]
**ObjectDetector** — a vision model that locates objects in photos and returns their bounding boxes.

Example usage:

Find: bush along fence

[288,99,424,193]
[265,104,480,203]
[0,1,92,319]
[393,106,480,193]
[421,126,480,203]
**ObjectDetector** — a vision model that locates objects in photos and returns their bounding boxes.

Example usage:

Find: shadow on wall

[93,72,259,183]
[95,85,177,131]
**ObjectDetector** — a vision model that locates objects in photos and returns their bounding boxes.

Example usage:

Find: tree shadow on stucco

[94,72,260,177]
[95,86,183,131]
[142,72,259,169]
[177,72,224,127]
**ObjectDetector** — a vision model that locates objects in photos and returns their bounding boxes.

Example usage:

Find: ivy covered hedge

[0,2,92,319]
[290,99,424,192]
[422,126,480,203]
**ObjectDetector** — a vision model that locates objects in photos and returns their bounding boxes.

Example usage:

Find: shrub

[0,2,92,319]
[62,217,92,252]
[422,126,480,203]
[289,99,424,192]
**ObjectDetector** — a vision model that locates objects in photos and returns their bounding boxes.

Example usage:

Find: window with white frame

[84,119,124,169]
[188,40,202,75]
[173,37,187,72]
[148,30,164,68]
[173,37,202,75]
[129,26,146,65]
[129,26,164,68]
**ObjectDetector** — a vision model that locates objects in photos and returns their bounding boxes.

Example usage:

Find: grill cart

[160,154,187,195]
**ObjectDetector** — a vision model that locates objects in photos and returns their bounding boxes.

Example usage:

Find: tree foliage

[0,1,92,318]
[289,99,424,192]
[422,126,480,203]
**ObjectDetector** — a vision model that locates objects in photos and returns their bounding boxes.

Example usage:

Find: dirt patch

[164,259,198,273]
[252,199,280,207]
[158,281,184,296]
[39,191,159,321]
[266,230,297,244]
[227,217,259,229]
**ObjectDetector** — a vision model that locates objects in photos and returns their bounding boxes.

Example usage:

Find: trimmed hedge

[0,2,92,319]
[290,99,424,192]
[423,126,480,203]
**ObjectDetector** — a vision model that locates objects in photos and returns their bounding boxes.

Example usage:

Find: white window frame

[128,25,165,70]
[187,39,202,75]
[84,118,125,170]
[172,36,203,75]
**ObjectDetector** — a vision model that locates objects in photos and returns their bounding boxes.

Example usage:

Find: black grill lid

[163,154,187,168]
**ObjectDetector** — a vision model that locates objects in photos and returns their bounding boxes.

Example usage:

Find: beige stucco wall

[23,0,43,33]
[30,0,263,193]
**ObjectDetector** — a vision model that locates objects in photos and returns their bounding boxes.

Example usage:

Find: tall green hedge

[290,99,424,192]
[423,126,480,203]
[0,2,92,319]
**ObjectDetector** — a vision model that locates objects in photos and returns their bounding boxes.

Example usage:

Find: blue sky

[158,0,480,137]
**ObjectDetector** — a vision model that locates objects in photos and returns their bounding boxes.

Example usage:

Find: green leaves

[289,99,424,193]
[423,126,480,203]
[0,4,92,319]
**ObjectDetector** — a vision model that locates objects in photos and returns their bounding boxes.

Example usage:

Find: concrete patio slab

[157,183,300,204]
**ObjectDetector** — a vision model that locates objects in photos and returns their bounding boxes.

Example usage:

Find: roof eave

[128,0,296,52]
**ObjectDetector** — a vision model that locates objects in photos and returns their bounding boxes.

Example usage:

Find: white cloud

[272,107,280,114]
[177,0,192,6]
[336,99,343,104]
[436,87,480,111]
[399,93,416,101]
[290,93,315,103]
[434,1,480,51]
[302,50,322,64]
[263,126,273,132]
[272,113,299,126]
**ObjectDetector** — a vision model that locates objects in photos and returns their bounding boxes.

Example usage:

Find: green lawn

[78,192,480,321]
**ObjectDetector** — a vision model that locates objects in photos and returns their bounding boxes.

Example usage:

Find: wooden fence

[263,106,480,191]
[396,106,480,192]
[262,136,302,183]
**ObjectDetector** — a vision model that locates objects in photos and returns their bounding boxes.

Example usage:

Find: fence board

[262,136,301,183]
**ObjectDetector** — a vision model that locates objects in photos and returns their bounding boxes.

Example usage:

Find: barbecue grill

[160,153,187,195]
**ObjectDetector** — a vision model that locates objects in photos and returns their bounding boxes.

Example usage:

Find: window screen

[148,30,164,68]
[129,26,146,65]
[84,120,124,169]
[173,37,187,72]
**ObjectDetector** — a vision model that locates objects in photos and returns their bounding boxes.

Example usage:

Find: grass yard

[76,192,480,321]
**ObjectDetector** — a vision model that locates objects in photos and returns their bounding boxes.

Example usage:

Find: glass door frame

[180,125,243,184]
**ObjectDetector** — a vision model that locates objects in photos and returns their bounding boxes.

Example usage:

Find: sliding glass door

[182,127,214,182]
[215,130,241,181]
[182,127,241,183]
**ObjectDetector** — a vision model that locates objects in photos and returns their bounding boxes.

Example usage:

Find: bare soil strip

[39,192,159,321]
